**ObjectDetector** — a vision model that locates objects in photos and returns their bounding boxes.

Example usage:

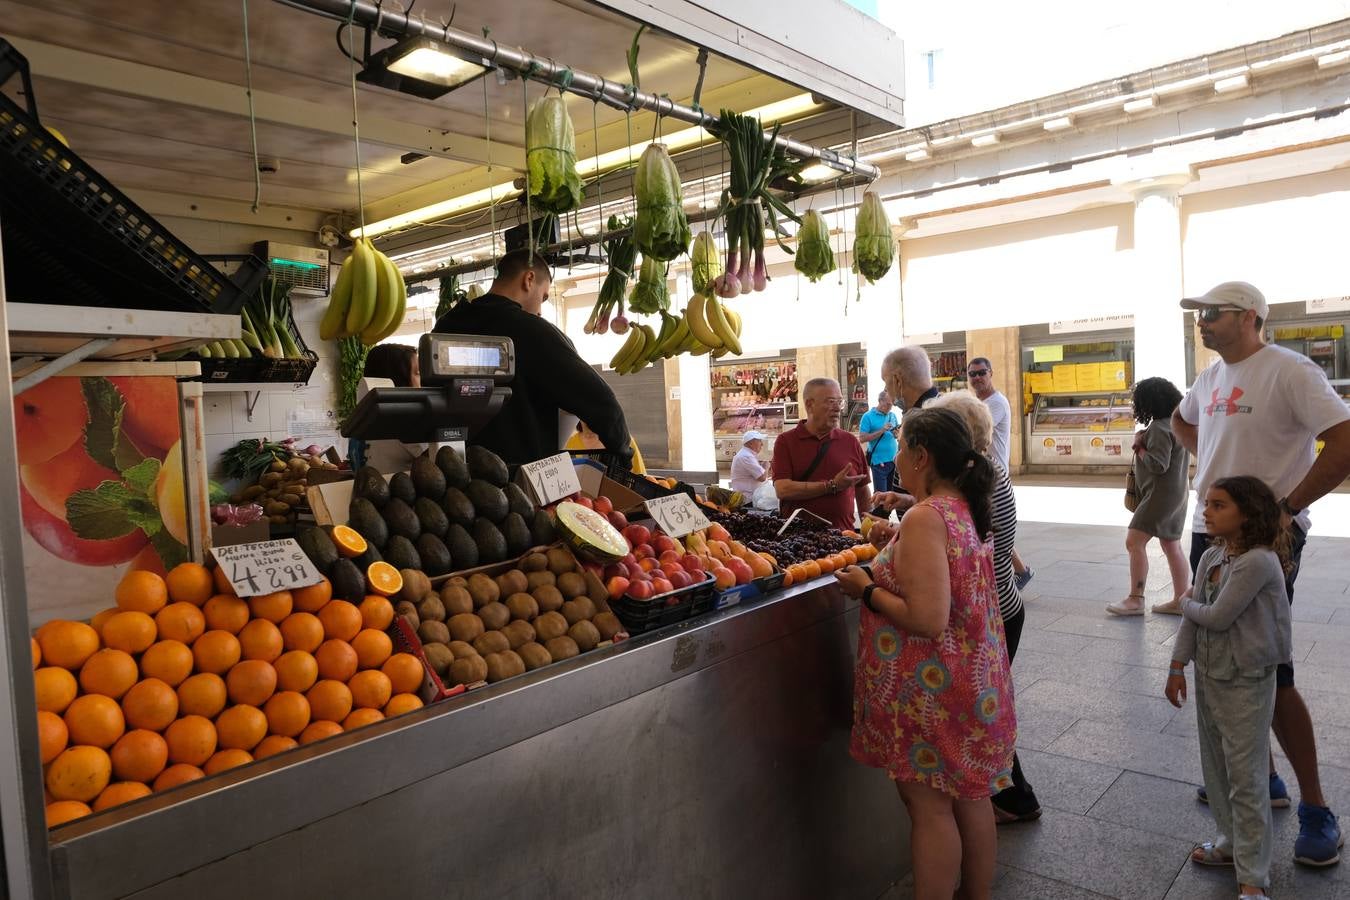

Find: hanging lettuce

[526,97,584,214]
[794,209,836,283]
[690,231,722,295]
[628,255,670,315]
[633,143,691,262]
[852,191,894,283]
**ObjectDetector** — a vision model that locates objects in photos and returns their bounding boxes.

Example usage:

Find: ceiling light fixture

[903,148,930,162]
[1122,96,1156,113]
[970,133,1000,148]
[800,161,849,182]
[1043,115,1074,132]
[356,37,492,99]
[1213,73,1249,93]
[1317,49,1350,68]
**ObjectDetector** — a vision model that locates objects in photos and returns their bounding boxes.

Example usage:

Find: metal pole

[274,0,879,179]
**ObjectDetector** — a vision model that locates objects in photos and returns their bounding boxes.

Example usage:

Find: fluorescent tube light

[970,133,1000,148]
[1318,50,1350,68]
[1043,116,1074,132]
[904,148,930,162]
[1122,96,1156,113]
[1213,74,1249,93]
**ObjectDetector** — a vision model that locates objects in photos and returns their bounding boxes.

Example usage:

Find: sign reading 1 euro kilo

[210,539,323,598]
[645,493,710,538]
[521,452,582,505]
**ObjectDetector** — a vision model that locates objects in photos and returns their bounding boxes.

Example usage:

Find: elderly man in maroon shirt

[771,377,872,529]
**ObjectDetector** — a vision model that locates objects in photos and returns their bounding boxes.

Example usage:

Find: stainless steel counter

[50,578,910,899]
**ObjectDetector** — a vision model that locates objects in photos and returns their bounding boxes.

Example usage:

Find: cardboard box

[1024,371,1055,394]
[1075,362,1102,391]
[1099,362,1131,390]
[570,459,648,515]
[1051,364,1078,392]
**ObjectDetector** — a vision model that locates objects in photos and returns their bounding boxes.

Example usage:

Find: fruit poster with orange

[16,374,190,622]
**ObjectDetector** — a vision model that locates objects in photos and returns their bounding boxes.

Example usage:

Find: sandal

[1107,595,1145,617]
[1152,599,1183,616]
[1191,841,1235,866]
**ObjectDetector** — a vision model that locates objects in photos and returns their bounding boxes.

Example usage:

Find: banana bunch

[320,238,408,345]
[684,292,742,357]
[608,292,745,374]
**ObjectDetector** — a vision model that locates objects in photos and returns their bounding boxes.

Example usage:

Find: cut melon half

[555,501,628,563]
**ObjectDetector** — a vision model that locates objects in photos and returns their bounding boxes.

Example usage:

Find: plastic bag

[752,480,779,512]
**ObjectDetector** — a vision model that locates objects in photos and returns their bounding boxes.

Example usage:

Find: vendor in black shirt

[433,249,633,467]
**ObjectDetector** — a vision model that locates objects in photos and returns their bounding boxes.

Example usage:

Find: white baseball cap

[1180,281,1268,320]
[742,430,766,444]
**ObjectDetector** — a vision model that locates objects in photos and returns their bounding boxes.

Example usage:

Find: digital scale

[342,333,514,444]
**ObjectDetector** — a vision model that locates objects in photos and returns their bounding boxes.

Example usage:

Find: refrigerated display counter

[1025,389,1135,467]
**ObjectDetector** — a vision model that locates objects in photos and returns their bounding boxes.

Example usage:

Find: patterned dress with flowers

[849,495,1016,799]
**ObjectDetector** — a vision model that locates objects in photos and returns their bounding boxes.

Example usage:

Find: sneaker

[1196,772,1291,808]
[1295,802,1344,866]
[1014,567,1034,591]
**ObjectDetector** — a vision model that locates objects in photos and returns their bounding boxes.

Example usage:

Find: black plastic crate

[565,450,699,503]
[610,572,717,635]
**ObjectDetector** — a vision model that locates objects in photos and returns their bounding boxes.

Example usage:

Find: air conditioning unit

[254,241,330,295]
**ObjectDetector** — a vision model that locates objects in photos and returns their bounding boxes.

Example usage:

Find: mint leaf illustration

[66,481,138,540]
[122,458,161,495]
[82,378,144,473]
[149,530,188,570]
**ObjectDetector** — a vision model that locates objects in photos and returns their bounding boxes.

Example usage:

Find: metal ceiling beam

[7,37,526,170]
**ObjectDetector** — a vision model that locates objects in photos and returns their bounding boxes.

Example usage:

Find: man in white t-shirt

[729,431,769,496]
[968,357,1012,471]
[1173,281,1350,867]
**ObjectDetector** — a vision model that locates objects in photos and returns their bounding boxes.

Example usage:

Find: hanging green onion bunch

[852,191,894,283]
[526,96,584,214]
[794,209,836,283]
[633,143,691,261]
[586,215,637,335]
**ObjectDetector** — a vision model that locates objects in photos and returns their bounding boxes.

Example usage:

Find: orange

[192,631,241,675]
[37,710,69,764]
[815,557,835,574]
[342,708,384,731]
[358,595,395,632]
[110,729,168,783]
[46,800,92,828]
[384,693,423,717]
[154,602,205,645]
[202,595,249,635]
[351,629,392,670]
[237,619,283,663]
[291,578,332,613]
[262,691,311,738]
[78,649,139,700]
[34,666,78,713]
[64,694,125,748]
[31,635,40,668]
[225,660,277,707]
[254,734,297,759]
[139,640,193,687]
[317,601,362,643]
[203,748,253,775]
[279,612,324,653]
[299,720,342,745]
[211,565,236,596]
[46,745,111,802]
[347,670,392,710]
[364,562,403,598]
[152,763,204,792]
[93,781,151,812]
[121,678,178,732]
[802,560,822,579]
[37,620,100,671]
[176,673,227,718]
[839,549,858,566]
[830,554,849,570]
[115,570,168,615]
[215,704,267,751]
[305,680,352,722]
[164,715,217,766]
[90,607,119,634]
[331,524,368,558]
[248,591,293,625]
[381,653,424,695]
[781,570,794,588]
[101,611,156,654]
[315,639,358,682]
[274,651,318,693]
[165,562,213,606]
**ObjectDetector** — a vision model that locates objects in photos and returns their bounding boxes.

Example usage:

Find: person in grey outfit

[1166,476,1292,900]
[1108,377,1191,616]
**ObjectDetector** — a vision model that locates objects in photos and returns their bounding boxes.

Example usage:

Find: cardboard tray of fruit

[609,571,718,636]
[387,616,467,705]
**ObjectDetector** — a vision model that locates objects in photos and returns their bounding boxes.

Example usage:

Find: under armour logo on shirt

[1205,387,1253,417]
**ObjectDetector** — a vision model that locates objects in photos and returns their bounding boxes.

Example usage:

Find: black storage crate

[610,572,718,635]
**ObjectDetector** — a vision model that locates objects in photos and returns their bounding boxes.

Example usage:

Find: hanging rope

[241,0,262,213]
[345,5,367,234]
[482,27,497,262]
[592,100,604,245]
[522,75,533,264]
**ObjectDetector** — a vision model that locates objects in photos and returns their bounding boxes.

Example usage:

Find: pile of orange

[36,563,427,829]
[782,544,876,587]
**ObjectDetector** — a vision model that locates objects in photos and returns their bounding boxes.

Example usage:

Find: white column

[866,221,910,396]
[677,351,716,471]
[1119,173,1192,389]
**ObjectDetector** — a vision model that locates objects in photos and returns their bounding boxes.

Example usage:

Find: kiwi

[532,584,564,613]
[568,620,601,652]
[478,601,510,632]
[398,569,432,605]
[447,575,468,589]
[448,654,487,686]
[561,597,597,626]
[484,650,525,683]
[525,570,556,592]
[448,613,485,643]
[545,636,580,662]
[495,569,529,597]
[593,611,623,641]
[506,592,539,621]
[520,552,549,573]
[501,620,535,650]
[472,631,511,656]
[533,611,568,642]
[546,547,576,575]
[413,593,444,623]
[447,640,479,660]
[517,641,552,671]
[439,585,474,617]
[395,601,420,629]
[466,573,499,608]
[418,620,450,645]
[555,572,587,600]
[422,642,453,677]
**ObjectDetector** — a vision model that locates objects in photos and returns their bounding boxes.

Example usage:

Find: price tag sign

[210,539,323,598]
[520,452,583,505]
[645,493,711,538]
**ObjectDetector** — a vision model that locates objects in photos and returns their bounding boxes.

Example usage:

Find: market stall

[710,356,798,474]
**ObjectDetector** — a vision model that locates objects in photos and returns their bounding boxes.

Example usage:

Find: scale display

[421,333,514,381]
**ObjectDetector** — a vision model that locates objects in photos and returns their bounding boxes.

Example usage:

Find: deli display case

[711,358,798,472]
[1025,389,1135,466]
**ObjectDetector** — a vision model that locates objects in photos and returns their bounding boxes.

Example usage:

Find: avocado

[411,455,447,501]
[351,466,390,509]
[502,512,533,558]
[531,509,558,546]
[445,523,478,571]
[388,472,417,505]
[383,535,422,572]
[381,497,421,541]
[472,518,509,564]
[296,526,339,575]
[504,482,536,520]
[416,534,452,576]
[352,542,383,571]
[347,497,389,549]
[329,559,365,602]
[414,497,449,539]
[441,487,476,529]
[435,445,471,490]
[464,479,509,523]
[467,445,510,487]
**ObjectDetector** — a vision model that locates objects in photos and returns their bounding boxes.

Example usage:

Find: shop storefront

[711,354,799,474]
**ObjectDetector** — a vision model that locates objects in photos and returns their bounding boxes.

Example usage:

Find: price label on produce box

[645,493,711,538]
[210,539,323,598]
[520,452,582,505]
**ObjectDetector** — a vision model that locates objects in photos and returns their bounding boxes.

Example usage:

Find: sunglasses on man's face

[1196,306,1246,323]
[967,369,989,378]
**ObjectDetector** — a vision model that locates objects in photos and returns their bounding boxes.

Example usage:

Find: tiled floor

[879,520,1350,900]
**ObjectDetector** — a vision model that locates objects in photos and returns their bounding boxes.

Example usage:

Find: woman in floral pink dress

[836,407,1016,900]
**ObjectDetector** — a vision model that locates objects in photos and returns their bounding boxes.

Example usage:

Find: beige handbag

[1124,467,1140,512]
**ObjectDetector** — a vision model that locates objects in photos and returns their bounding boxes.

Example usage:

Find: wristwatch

[862,583,879,613]
[1278,496,1303,518]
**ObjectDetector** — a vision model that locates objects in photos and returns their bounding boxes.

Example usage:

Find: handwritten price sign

[645,493,711,538]
[521,452,582,505]
[210,539,323,598]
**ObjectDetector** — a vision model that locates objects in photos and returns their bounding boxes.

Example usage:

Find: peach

[20,441,122,521]
[109,377,180,457]
[13,377,86,466]
[20,484,147,567]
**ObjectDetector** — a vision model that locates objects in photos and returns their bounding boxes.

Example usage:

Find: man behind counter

[433,249,633,467]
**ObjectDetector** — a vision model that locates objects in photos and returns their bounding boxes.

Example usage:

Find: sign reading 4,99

[645,493,711,538]
[520,452,583,506]
[210,539,323,598]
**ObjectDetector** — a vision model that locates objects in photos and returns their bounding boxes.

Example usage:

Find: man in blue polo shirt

[858,390,900,494]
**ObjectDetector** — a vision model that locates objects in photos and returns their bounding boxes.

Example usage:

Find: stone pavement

[880,519,1350,900]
